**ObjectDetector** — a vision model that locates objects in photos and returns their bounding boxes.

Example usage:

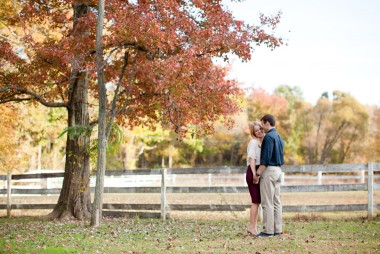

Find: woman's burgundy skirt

[246,165,261,204]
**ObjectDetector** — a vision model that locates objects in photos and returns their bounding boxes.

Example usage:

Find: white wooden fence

[1,163,379,219]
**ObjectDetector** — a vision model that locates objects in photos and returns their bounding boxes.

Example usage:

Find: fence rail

[1,162,379,219]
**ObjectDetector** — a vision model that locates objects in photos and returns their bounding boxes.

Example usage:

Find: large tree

[0,0,282,220]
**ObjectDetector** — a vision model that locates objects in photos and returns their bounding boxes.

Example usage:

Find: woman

[246,121,264,235]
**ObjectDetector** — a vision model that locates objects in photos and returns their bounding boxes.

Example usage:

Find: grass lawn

[0,215,379,254]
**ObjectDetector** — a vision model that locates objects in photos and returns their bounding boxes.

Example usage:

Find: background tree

[0,1,283,220]
[368,106,380,162]
[301,91,368,164]
[104,126,181,169]
[19,105,67,171]
[0,104,66,173]
[201,111,248,166]
[274,85,312,164]
[0,105,21,173]
[246,88,288,131]
[245,88,289,161]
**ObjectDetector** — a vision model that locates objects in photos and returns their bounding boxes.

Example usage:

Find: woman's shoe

[247,229,258,235]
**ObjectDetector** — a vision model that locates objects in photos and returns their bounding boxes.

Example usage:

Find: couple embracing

[246,114,284,237]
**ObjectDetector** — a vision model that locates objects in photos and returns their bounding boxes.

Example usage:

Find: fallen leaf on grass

[223,239,229,249]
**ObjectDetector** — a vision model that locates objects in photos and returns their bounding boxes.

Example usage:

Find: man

[254,114,284,237]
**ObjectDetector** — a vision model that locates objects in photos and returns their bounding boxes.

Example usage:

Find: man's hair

[261,114,276,127]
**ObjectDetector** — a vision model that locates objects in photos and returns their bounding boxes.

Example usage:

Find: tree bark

[47,2,92,220]
[91,0,106,227]
[48,72,92,220]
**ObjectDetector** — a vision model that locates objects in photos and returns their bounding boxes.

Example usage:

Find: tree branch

[106,51,129,139]
[0,97,31,104]
[0,20,20,43]
[0,86,67,108]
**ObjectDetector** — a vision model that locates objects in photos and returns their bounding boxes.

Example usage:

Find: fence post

[172,174,176,186]
[7,173,11,218]
[161,168,167,220]
[317,171,322,185]
[360,170,365,183]
[367,162,374,218]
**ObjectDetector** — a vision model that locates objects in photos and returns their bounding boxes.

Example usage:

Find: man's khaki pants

[260,166,282,234]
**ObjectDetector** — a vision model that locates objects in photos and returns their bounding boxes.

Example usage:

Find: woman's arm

[248,157,257,177]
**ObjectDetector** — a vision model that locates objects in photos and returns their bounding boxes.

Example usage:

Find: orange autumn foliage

[0,105,20,173]
[0,1,283,136]
[246,88,289,131]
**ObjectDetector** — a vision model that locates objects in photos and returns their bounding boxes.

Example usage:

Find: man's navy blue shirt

[260,128,284,167]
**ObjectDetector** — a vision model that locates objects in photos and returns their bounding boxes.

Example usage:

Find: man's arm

[254,135,273,179]
[261,135,274,166]
[255,164,266,177]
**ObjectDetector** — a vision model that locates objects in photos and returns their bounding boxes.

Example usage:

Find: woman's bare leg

[247,203,259,234]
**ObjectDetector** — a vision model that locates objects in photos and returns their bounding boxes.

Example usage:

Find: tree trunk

[124,135,136,169]
[53,146,57,170]
[45,1,92,221]
[91,0,106,227]
[37,143,42,170]
[47,72,92,220]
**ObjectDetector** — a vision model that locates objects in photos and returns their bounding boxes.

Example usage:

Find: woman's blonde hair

[248,121,262,138]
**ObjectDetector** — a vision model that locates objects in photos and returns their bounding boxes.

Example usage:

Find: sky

[222,0,380,106]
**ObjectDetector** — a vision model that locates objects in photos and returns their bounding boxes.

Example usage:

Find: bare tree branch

[0,97,31,104]
[106,51,129,139]
[0,86,67,108]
